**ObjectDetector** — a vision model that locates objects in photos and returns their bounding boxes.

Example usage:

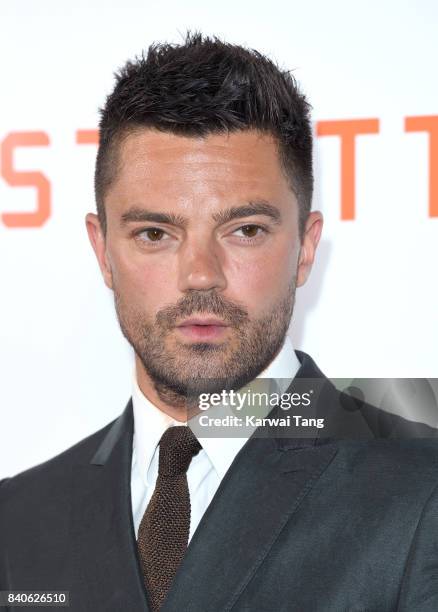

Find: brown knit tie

[137,426,202,612]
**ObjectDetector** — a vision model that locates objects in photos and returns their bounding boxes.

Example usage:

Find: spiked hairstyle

[95,33,313,238]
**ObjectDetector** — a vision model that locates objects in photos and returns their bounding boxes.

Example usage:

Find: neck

[134,335,292,421]
[135,355,193,422]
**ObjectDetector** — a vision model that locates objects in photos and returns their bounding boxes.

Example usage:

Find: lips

[175,317,229,341]
[177,317,228,327]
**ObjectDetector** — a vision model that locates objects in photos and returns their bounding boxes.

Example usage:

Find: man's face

[87,129,322,407]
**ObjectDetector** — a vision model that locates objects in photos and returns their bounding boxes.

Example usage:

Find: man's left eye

[233,224,265,238]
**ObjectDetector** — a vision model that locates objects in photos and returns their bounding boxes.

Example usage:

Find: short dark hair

[95,32,313,238]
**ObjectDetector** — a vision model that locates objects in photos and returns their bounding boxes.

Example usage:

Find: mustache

[156,290,249,328]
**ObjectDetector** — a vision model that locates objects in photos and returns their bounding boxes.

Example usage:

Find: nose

[177,236,227,293]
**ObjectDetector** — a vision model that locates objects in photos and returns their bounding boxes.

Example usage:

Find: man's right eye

[136,228,167,242]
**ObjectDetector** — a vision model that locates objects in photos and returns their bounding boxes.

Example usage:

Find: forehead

[105,128,295,216]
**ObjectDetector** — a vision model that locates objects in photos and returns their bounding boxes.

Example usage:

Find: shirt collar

[132,376,183,487]
[132,335,301,483]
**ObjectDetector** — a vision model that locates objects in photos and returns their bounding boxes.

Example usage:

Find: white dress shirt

[131,335,301,542]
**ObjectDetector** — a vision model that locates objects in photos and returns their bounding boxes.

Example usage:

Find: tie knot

[158,426,202,477]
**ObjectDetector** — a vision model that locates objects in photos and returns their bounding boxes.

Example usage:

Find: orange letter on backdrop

[76,129,98,145]
[1,132,51,227]
[316,119,380,220]
[405,116,438,218]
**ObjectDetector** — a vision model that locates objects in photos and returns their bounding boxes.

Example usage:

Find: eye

[232,224,266,239]
[136,227,169,243]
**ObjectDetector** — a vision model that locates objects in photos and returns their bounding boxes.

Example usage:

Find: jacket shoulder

[0,413,121,499]
[336,438,438,490]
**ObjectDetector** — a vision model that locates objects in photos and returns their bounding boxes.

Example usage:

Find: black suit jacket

[2,351,438,611]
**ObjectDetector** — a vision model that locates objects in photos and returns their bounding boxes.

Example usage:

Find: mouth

[175,317,230,341]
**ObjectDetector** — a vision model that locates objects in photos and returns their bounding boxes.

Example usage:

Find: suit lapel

[70,400,150,612]
[159,350,339,611]
[162,419,337,611]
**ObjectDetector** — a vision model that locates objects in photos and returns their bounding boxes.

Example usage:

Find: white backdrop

[1,0,437,478]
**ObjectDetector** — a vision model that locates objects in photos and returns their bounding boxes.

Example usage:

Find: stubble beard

[114,279,296,410]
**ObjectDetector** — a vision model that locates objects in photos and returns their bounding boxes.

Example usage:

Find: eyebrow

[119,200,282,228]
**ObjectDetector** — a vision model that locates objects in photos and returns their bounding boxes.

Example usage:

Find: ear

[296,211,323,287]
[85,213,113,290]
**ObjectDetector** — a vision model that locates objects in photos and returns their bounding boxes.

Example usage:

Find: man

[1,33,438,612]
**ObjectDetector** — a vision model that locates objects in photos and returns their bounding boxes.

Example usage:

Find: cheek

[109,248,176,311]
[226,242,297,311]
